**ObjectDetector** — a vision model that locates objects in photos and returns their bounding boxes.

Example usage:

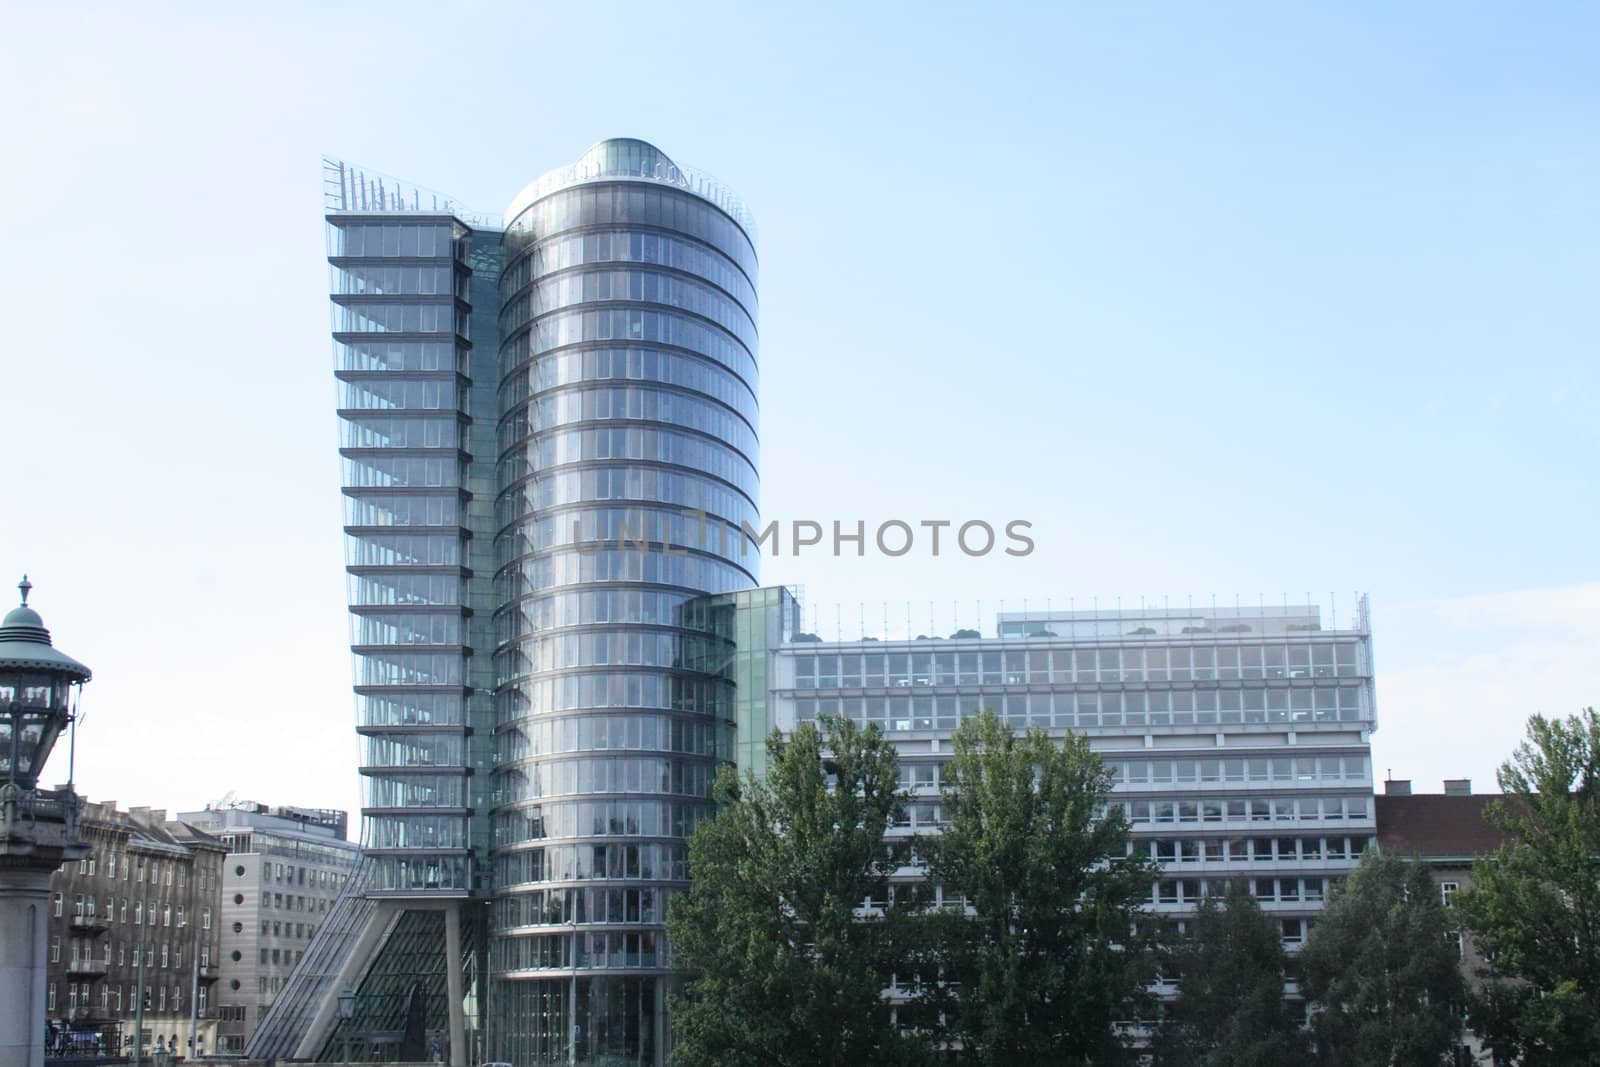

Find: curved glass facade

[489,139,757,1065]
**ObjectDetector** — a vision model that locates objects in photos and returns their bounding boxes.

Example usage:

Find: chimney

[1443,779,1472,796]
[1384,779,1412,796]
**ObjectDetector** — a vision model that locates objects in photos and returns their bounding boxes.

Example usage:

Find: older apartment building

[44,802,227,1056]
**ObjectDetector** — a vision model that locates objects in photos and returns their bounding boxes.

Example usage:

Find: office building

[43,802,226,1057]
[176,801,361,1052]
[747,598,1379,995]
[250,138,758,1066]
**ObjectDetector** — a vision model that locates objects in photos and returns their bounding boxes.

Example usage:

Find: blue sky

[1,1,1594,823]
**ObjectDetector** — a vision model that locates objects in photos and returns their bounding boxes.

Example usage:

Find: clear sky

[1,1,1594,829]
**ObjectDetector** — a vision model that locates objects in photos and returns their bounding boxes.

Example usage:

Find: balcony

[197,964,220,983]
[67,958,109,977]
[70,913,111,934]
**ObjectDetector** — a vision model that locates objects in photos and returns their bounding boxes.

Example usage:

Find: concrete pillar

[0,868,52,1067]
[444,903,465,1067]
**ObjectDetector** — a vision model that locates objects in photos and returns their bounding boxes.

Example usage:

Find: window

[50,936,60,963]
[48,983,56,1011]
[1441,881,1458,907]
[52,893,62,917]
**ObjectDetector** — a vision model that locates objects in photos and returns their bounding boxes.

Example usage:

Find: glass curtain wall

[489,139,759,1066]
[332,215,478,893]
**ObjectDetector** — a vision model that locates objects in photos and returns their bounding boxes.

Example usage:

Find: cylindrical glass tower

[489,139,758,1065]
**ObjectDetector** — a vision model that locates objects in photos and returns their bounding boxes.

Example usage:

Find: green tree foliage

[1153,880,1309,1067]
[665,717,926,1066]
[1300,849,1464,1065]
[1459,707,1600,1064]
[920,710,1158,1064]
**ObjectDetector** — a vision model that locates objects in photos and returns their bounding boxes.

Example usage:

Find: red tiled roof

[1375,794,1510,858]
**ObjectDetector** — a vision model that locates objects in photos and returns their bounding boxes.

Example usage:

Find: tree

[1299,849,1464,1065]
[1153,880,1309,1067]
[666,717,926,1066]
[1459,707,1600,1064]
[920,710,1158,1064]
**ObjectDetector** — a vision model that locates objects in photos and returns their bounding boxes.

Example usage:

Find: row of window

[357,692,465,727]
[492,841,691,886]
[495,506,761,574]
[501,266,758,352]
[492,588,710,643]
[339,377,459,412]
[334,301,462,337]
[352,610,463,648]
[366,774,468,809]
[491,929,664,972]
[500,383,758,459]
[349,571,462,609]
[494,547,755,612]
[490,799,710,847]
[343,453,462,490]
[493,885,665,929]
[259,859,347,890]
[341,413,466,451]
[346,490,461,529]
[1113,755,1369,785]
[328,221,457,259]
[257,946,305,968]
[70,852,209,889]
[364,732,466,769]
[48,981,205,1016]
[501,227,756,311]
[493,756,716,801]
[503,344,759,428]
[53,894,207,929]
[495,466,757,545]
[1125,796,1371,824]
[494,628,736,681]
[332,263,461,298]
[503,305,756,388]
[258,918,316,940]
[351,802,456,850]
[346,531,463,569]
[361,854,471,893]
[887,794,1371,830]
[794,685,1368,730]
[791,644,1363,687]
[496,423,759,501]
[504,181,756,279]
[493,672,734,721]
[334,338,465,374]
[51,936,208,970]
[354,651,465,687]
[1143,835,1374,863]
[496,713,729,763]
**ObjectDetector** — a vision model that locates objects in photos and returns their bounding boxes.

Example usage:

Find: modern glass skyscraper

[488,139,759,1063]
[249,139,758,1067]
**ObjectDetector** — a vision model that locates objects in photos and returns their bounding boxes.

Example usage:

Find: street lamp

[337,988,356,1064]
[0,576,92,1067]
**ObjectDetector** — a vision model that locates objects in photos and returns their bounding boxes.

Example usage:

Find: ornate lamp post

[0,577,91,1067]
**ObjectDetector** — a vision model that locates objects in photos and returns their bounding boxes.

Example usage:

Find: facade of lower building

[43,802,226,1058]
[737,595,1378,1011]
[1376,780,1507,1066]
[176,801,361,1053]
